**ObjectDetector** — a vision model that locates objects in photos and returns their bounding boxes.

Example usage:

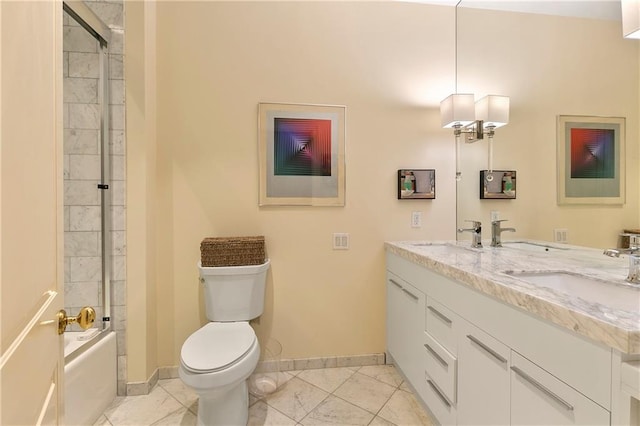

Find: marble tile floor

[95,364,435,426]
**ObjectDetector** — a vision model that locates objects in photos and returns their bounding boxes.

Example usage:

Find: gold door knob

[57,306,96,335]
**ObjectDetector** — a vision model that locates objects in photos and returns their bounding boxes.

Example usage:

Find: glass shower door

[63,5,111,337]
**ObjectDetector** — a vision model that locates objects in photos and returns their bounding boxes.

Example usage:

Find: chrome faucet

[604,234,640,284]
[457,220,482,248]
[491,220,516,247]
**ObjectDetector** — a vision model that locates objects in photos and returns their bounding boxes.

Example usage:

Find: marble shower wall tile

[108,29,124,54]
[110,130,125,155]
[86,1,123,28]
[110,79,125,105]
[64,180,100,205]
[110,105,125,130]
[65,231,99,257]
[111,205,126,230]
[69,256,102,282]
[64,77,98,103]
[64,26,98,53]
[69,205,101,231]
[63,51,69,77]
[109,55,124,80]
[110,180,126,206]
[68,52,100,78]
[116,329,127,356]
[112,231,126,255]
[69,154,101,180]
[64,128,99,154]
[112,255,126,281]
[111,280,126,306]
[69,103,100,129]
[111,154,125,180]
[64,281,100,307]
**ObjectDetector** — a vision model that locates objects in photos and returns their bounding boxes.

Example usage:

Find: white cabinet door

[510,352,610,425]
[387,273,406,365]
[457,319,511,425]
[386,272,425,385]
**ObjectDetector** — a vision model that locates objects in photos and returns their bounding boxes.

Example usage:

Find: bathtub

[64,330,117,426]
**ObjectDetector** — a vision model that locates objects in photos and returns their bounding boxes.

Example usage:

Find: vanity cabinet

[386,272,425,384]
[386,252,613,426]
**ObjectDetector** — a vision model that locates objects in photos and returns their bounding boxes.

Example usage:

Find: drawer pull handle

[511,366,574,412]
[428,306,452,324]
[466,334,507,364]
[424,343,448,368]
[402,288,419,300]
[426,378,451,408]
[389,279,403,289]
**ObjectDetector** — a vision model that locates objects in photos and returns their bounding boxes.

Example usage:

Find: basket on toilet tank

[200,236,265,267]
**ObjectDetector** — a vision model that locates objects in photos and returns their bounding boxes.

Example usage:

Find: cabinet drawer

[423,371,457,426]
[424,332,457,404]
[425,297,458,355]
[510,351,610,425]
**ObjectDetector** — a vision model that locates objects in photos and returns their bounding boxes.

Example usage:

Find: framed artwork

[258,103,346,206]
[397,169,435,199]
[480,170,516,199]
[557,115,625,205]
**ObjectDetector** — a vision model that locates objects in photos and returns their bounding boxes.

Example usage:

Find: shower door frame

[63,0,113,333]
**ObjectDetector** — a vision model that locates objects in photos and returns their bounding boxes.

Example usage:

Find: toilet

[179,259,270,426]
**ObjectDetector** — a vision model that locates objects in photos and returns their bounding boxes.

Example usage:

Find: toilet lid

[181,322,256,373]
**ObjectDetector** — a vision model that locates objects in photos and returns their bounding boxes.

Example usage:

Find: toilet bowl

[179,260,270,426]
[179,322,261,425]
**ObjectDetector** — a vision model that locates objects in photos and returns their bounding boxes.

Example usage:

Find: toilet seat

[181,322,256,373]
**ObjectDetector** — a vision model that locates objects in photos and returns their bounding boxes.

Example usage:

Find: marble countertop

[385,239,640,354]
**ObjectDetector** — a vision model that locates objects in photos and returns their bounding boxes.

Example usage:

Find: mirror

[454,5,639,249]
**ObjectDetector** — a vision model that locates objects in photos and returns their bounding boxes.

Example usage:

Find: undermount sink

[409,242,480,253]
[501,241,568,253]
[504,270,640,312]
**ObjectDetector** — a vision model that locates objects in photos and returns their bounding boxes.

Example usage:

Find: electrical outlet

[490,210,500,222]
[333,233,349,250]
[554,228,568,243]
[411,211,422,228]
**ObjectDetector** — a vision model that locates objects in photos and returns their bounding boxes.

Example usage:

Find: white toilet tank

[198,260,270,321]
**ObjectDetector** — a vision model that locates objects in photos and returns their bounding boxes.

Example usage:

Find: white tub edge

[64,331,117,426]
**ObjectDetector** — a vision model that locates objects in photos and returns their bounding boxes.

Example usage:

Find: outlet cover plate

[333,233,349,249]
[411,211,422,228]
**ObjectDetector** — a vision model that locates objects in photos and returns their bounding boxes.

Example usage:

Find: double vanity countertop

[385,240,640,354]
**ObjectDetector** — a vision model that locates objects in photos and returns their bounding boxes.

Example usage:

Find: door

[1,1,65,425]
[510,351,610,425]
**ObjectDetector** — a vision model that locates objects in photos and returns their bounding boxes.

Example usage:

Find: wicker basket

[200,236,266,267]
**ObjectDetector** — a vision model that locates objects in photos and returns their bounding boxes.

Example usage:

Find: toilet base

[197,379,249,426]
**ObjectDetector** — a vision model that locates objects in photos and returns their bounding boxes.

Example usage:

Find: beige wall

[455,9,639,248]
[155,1,457,365]
[125,1,159,382]
[126,2,640,381]
[127,1,458,379]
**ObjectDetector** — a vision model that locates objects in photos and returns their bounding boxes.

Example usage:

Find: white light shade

[440,94,475,128]
[475,95,510,129]
[622,0,640,38]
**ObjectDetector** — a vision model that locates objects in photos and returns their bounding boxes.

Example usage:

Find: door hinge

[98,184,109,190]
